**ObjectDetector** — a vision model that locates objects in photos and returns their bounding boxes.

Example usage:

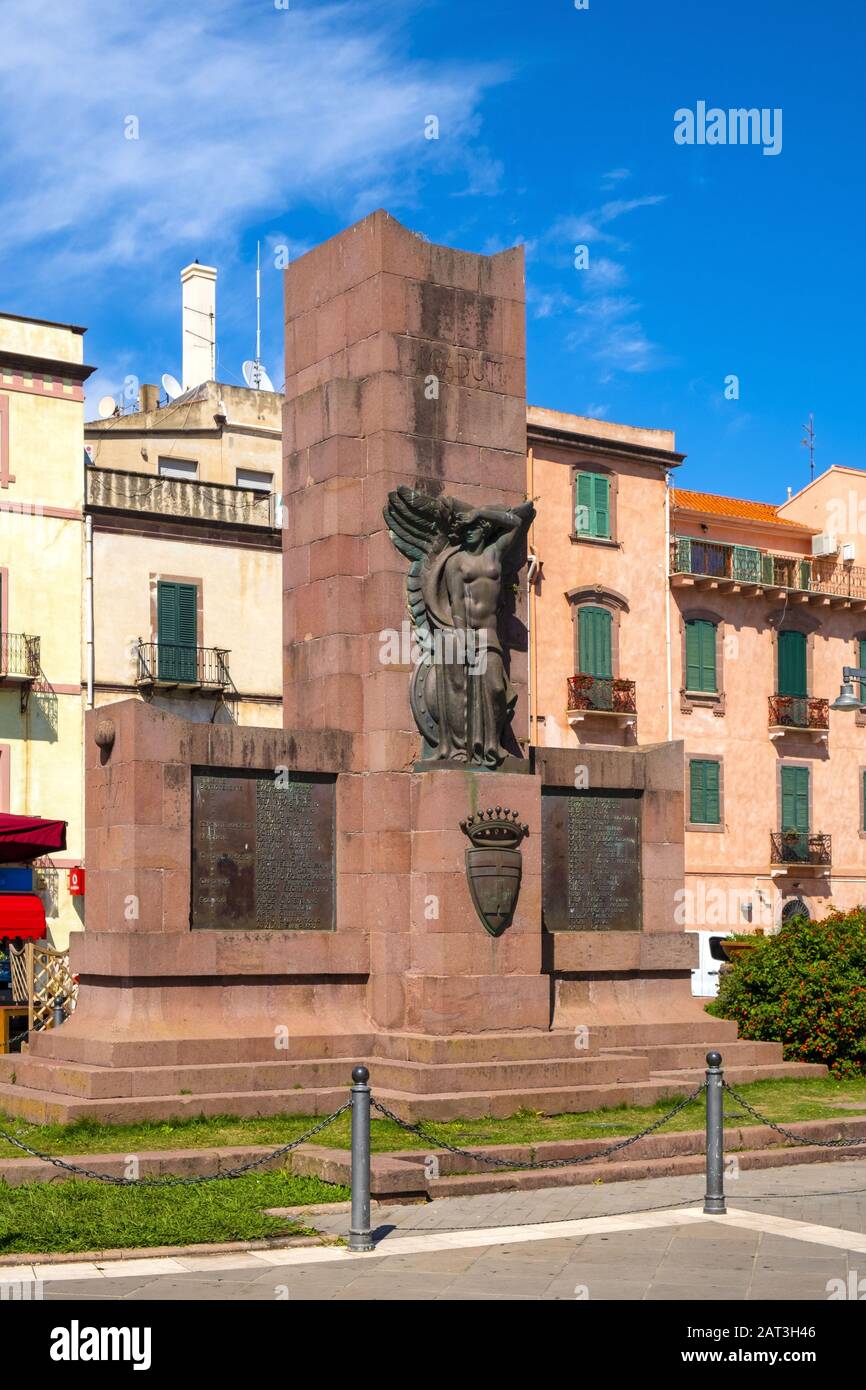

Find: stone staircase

[0,1019,826,1124]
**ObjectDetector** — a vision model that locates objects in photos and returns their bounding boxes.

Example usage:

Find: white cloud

[0,0,505,279]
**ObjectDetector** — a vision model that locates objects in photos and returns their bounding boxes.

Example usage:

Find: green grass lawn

[2,1075,865,1163]
[0,1172,348,1256]
[1,1076,864,1257]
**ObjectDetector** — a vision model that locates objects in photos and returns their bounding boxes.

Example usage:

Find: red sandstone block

[333,671,367,730]
[291,307,319,374]
[337,775,364,834]
[304,632,367,680]
[403,974,549,1034]
[379,212,432,282]
[367,972,407,1031]
[284,348,350,403]
[309,534,366,583]
[303,435,366,486]
[345,272,408,343]
[362,771,411,830]
[477,448,530,493]
[364,729,420,773]
[321,378,363,441]
[369,930,411,975]
[321,474,367,537]
[291,484,325,548]
[429,244,481,294]
[282,543,310,592]
[315,291,349,360]
[363,668,416,734]
[478,246,525,302]
[345,872,410,932]
[363,568,407,635]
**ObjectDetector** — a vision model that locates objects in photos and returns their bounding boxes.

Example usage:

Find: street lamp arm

[842,667,866,682]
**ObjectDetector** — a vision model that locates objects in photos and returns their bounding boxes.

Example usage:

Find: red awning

[0,813,67,864]
[0,893,46,940]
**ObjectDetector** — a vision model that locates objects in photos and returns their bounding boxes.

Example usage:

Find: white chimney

[180,262,217,390]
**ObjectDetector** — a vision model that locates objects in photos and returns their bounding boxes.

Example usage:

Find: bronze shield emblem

[460,808,529,937]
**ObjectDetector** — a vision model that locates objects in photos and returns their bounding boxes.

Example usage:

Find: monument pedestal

[0,212,825,1124]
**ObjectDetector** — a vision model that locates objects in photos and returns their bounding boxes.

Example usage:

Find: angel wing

[383,485,453,647]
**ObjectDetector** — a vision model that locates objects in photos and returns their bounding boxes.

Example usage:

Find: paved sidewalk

[2,1160,865,1301]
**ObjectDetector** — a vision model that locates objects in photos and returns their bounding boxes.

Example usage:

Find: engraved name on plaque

[542,788,642,932]
[191,769,335,930]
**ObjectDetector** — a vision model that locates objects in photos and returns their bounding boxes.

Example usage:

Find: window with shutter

[685,619,717,693]
[578,606,613,679]
[777,630,807,697]
[157,581,198,682]
[859,639,866,703]
[573,471,611,538]
[689,759,721,825]
[780,766,809,833]
[862,770,866,833]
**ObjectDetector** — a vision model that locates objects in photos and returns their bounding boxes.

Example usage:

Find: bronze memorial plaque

[191,769,335,930]
[542,788,641,932]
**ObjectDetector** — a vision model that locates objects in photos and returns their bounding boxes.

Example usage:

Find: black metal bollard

[703,1051,726,1215]
[348,1065,374,1253]
[53,994,66,1030]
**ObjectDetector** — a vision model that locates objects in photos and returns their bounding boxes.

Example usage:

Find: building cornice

[527,422,684,468]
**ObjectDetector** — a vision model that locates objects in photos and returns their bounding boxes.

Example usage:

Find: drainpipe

[664,471,673,742]
[84,513,94,708]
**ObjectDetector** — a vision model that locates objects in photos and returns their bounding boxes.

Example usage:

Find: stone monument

[0,212,774,1125]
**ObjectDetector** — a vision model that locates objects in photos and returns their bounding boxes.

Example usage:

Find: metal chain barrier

[0,1101,351,1186]
[371,1082,707,1171]
[723,1081,866,1149]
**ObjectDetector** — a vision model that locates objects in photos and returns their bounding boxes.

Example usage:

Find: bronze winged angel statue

[383,486,535,768]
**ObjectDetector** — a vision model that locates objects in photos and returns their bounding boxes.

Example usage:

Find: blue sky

[0,0,863,501]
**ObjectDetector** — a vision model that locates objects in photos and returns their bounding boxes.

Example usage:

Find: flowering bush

[707,909,866,1078]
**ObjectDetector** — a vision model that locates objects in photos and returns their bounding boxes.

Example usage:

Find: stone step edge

[2,1114,864,1189]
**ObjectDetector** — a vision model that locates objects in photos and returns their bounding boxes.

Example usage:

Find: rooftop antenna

[801,413,815,482]
[241,241,275,392]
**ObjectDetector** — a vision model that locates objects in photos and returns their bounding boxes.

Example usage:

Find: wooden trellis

[8,942,77,1033]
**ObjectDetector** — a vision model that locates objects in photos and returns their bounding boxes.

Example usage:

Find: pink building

[529,406,866,937]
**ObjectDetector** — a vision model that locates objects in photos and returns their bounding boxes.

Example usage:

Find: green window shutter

[859,639,866,702]
[674,536,692,573]
[761,553,774,585]
[862,771,866,833]
[575,472,593,533]
[690,760,721,825]
[157,581,198,681]
[592,474,610,538]
[799,560,811,591]
[685,619,716,693]
[574,472,610,538]
[777,630,807,697]
[579,606,612,678]
[732,546,760,583]
[780,766,809,833]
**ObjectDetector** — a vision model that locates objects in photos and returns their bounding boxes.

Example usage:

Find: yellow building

[0,311,94,947]
[84,264,284,729]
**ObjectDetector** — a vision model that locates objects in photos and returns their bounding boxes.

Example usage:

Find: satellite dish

[97,395,118,419]
[162,373,182,401]
[242,359,274,392]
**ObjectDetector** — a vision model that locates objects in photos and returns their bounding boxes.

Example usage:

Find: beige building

[84,264,284,729]
[0,310,94,946]
[530,403,866,943]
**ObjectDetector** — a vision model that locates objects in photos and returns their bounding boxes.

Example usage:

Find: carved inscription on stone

[542,788,642,933]
[191,770,335,931]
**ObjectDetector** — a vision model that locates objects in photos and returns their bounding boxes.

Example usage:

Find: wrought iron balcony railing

[768,695,829,731]
[0,632,41,682]
[567,674,637,715]
[136,641,231,689]
[770,832,832,867]
[671,535,866,603]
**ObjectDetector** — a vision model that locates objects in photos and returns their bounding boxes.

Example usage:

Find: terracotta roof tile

[671,487,808,530]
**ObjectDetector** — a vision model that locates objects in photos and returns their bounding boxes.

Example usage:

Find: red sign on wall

[68,867,85,896]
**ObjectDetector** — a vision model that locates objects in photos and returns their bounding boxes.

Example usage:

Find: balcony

[770,832,831,876]
[136,642,231,692]
[0,633,41,710]
[768,695,829,743]
[86,467,278,530]
[670,535,866,609]
[567,674,637,728]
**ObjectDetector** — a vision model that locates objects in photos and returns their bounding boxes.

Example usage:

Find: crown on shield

[460,807,529,850]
